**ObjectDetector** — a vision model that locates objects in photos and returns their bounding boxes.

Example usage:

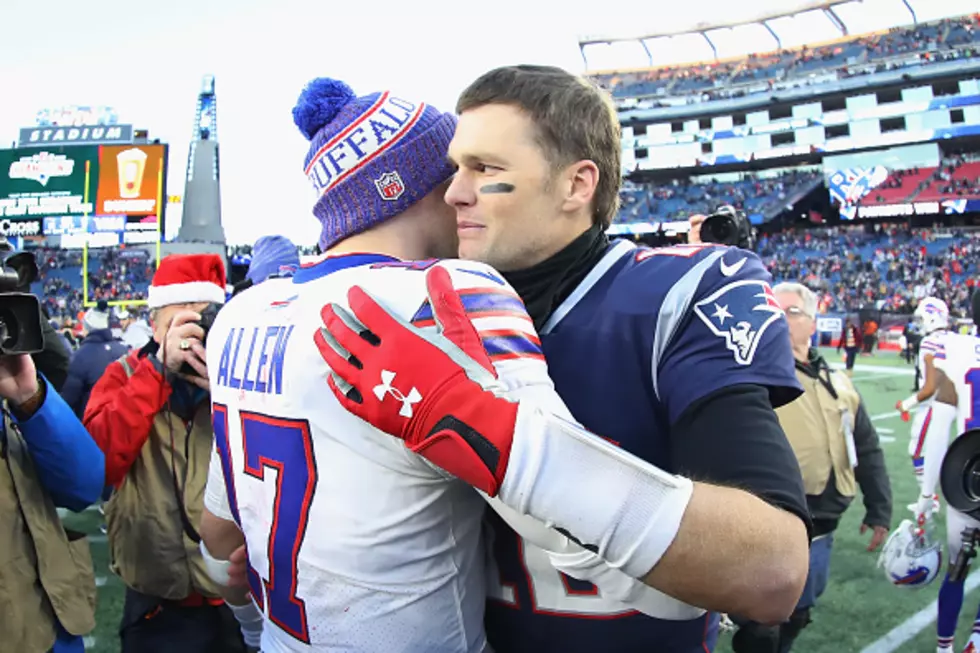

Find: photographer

[0,352,104,652]
[83,254,249,653]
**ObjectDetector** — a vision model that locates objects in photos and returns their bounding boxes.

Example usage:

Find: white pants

[908,405,933,458]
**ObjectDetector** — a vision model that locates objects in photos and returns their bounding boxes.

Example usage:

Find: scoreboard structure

[0,143,168,247]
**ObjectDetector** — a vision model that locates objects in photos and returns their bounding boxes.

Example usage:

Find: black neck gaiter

[502,223,610,331]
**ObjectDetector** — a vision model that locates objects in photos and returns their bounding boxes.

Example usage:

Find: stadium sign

[0,147,98,218]
[856,202,942,219]
[0,218,41,236]
[17,124,133,148]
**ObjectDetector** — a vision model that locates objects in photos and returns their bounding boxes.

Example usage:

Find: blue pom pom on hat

[292,77,457,251]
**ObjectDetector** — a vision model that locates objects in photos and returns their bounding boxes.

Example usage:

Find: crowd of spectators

[21,224,977,348]
[759,225,978,316]
[28,247,153,338]
[592,13,979,104]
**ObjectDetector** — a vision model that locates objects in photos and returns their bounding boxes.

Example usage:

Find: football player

[199,78,727,653]
[898,297,953,491]
[323,65,812,653]
[905,291,980,653]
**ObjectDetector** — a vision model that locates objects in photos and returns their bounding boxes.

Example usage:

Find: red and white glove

[314,265,519,497]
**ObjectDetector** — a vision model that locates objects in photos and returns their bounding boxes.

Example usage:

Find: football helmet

[878,518,943,588]
[914,297,949,335]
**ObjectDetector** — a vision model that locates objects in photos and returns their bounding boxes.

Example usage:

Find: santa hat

[148,254,227,309]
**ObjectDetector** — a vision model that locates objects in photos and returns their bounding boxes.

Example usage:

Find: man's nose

[445,172,475,208]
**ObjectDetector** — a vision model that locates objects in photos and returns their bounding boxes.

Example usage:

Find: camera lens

[701,215,736,246]
[966,456,980,501]
[0,309,17,350]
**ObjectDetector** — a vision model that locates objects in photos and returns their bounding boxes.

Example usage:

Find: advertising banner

[95,144,164,216]
[43,214,127,236]
[0,146,98,218]
[0,218,43,237]
[17,124,133,148]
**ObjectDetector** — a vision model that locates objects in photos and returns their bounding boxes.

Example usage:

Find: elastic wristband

[200,541,231,586]
[900,395,920,413]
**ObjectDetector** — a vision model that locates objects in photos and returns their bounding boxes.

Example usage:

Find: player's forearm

[497,403,693,582]
[641,482,809,625]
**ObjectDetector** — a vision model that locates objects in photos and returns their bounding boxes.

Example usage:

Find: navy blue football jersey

[483,240,803,653]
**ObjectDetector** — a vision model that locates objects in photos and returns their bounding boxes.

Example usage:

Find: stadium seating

[592,14,980,103]
[615,169,823,224]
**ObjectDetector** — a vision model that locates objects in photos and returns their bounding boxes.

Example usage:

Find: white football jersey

[935,332,980,436]
[204,254,551,653]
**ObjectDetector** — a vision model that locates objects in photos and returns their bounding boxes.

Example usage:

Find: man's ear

[560,160,600,214]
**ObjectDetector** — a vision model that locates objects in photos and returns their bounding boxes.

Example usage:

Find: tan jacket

[776,366,862,498]
[104,357,221,600]
[0,412,97,651]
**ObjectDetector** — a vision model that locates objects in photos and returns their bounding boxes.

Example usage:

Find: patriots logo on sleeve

[693,279,786,366]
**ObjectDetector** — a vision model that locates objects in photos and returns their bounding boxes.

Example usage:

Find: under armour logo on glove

[373,370,422,418]
[313,265,523,496]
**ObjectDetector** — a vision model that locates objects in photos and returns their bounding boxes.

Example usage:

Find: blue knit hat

[293,78,457,250]
[247,235,300,284]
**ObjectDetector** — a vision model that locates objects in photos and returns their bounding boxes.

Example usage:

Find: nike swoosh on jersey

[720,256,747,277]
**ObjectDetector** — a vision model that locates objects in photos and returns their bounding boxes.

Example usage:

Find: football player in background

[323,65,812,653]
[198,78,718,653]
[898,298,952,492]
[908,291,980,653]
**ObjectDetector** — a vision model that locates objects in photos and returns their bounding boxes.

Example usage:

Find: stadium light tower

[177,74,225,244]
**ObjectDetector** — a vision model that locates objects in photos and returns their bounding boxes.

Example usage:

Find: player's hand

[688,214,705,244]
[315,265,520,496]
[860,523,889,552]
[912,493,940,528]
[226,544,250,589]
[0,353,39,406]
[895,400,911,422]
[162,310,208,384]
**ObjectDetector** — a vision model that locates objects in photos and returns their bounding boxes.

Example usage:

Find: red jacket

[83,348,174,487]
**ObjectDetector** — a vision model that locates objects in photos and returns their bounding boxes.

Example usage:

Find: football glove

[315,265,519,497]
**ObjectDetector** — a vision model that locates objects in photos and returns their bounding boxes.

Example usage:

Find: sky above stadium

[0,0,975,246]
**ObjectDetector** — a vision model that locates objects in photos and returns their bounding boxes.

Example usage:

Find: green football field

[63,348,979,653]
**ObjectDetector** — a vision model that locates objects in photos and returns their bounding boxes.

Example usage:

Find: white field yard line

[829,362,916,377]
[859,569,980,653]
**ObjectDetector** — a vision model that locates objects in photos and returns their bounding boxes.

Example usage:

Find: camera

[178,302,222,377]
[940,428,980,519]
[699,205,754,250]
[0,237,43,355]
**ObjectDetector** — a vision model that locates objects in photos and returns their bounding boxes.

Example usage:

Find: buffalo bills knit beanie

[292,78,457,251]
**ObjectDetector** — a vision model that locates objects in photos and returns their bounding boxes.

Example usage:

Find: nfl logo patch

[374,171,406,201]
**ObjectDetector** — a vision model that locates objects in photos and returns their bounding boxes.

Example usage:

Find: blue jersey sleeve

[653,247,802,425]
